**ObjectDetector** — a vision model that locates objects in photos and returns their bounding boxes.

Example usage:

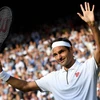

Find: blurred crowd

[0,11,100,100]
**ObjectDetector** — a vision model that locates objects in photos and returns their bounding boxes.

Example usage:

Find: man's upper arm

[28,81,41,91]
[94,49,100,67]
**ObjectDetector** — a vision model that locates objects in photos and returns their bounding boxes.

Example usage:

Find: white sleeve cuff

[0,71,10,82]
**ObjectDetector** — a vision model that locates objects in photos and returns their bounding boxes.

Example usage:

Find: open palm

[77,2,95,23]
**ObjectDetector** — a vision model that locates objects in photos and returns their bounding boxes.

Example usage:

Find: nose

[56,54,62,60]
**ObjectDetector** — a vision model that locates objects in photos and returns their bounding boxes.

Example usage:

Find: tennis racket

[0,6,12,49]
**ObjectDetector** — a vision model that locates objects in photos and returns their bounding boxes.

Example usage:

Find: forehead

[52,46,67,53]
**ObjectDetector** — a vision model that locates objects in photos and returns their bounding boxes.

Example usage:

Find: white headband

[52,41,71,49]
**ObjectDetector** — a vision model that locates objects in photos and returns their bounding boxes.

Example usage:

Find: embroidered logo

[75,72,80,77]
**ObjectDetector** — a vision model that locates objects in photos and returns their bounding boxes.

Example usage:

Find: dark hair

[50,37,72,50]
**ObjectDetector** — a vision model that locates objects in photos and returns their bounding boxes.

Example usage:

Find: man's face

[52,46,73,67]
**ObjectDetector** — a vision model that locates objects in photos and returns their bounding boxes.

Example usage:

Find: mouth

[59,59,65,64]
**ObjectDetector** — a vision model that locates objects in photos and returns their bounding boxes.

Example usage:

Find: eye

[53,49,65,57]
[59,50,65,54]
[53,53,57,57]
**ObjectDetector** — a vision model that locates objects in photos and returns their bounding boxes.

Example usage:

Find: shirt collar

[61,60,80,72]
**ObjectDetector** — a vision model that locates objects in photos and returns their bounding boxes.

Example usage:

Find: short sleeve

[35,72,55,92]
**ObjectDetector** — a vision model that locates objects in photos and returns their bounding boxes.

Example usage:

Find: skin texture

[52,46,75,70]
[0,2,100,93]
[77,2,100,67]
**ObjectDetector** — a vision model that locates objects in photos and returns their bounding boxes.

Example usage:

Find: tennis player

[0,2,100,100]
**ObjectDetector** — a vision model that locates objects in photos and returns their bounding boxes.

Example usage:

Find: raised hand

[77,2,95,24]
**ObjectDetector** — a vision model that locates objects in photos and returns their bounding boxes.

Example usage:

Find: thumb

[77,13,83,19]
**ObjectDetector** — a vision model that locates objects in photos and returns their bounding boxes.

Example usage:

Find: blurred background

[0,0,100,100]
[0,0,99,33]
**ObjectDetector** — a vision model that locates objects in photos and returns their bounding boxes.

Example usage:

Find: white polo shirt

[35,57,99,100]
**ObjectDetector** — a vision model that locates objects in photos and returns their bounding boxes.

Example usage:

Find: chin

[60,63,66,66]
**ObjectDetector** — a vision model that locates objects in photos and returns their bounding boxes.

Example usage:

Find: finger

[77,13,83,20]
[92,5,95,11]
[80,4,85,13]
[85,2,88,11]
[87,2,90,11]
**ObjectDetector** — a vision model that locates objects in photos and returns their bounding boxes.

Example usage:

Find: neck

[64,59,76,71]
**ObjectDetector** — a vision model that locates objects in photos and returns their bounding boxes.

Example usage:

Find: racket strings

[0,7,12,44]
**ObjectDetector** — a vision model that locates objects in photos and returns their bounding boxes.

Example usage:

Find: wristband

[0,71,10,82]
[87,21,95,27]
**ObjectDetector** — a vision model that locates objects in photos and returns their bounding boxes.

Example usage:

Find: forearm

[6,76,40,92]
[88,21,100,66]
[0,71,40,92]
[88,21,100,49]
[0,63,40,92]
[7,76,29,92]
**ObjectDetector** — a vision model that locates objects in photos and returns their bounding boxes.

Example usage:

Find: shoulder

[80,56,98,71]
